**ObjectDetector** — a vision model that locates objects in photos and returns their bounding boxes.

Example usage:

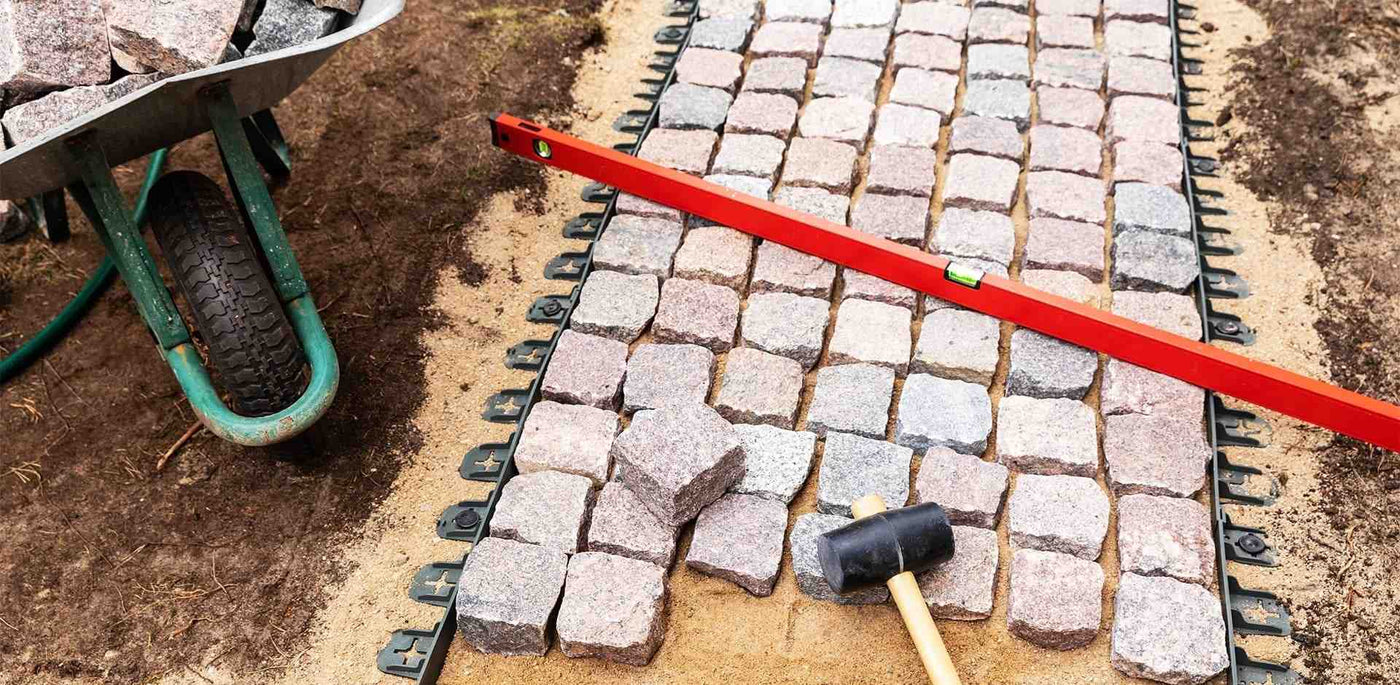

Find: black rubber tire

[148,171,306,416]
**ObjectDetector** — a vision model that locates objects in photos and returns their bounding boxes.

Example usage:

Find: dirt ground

[2,0,1398,683]
[0,1,602,682]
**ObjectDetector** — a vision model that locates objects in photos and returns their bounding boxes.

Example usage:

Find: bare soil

[0,1,602,682]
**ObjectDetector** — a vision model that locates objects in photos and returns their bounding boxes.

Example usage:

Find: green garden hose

[0,149,169,384]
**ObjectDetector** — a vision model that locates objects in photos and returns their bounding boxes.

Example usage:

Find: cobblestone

[1104,20,1173,62]
[1007,549,1104,649]
[1029,125,1104,177]
[491,470,597,555]
[742,57,809,95]
[783,137,860,192]
[1037,86,1106,130]
[896,374,994,454]
[918,526,1000,619]
[726,92,801,139]
[818,432,914,515]
[911,309,1001,385]
[1022,218,1105,280]
[851,193,931,245]
[687,494,788,595]
[1007,473,1110,559]
[867,145,939,197]
[1108,55,1177,99]
[914,448,1010,528]
[593,215,684,279]
[1110,230,1199,293]
[637,128,718,176]
[1101,360,1205,417]
[1112,574,1230,684]
[791,513,892,604]
[896,2,971,40]
[673,226,754,290]
[1026,170,1107,224]
[541,330,629,410]
[829,298,914,372]
[712,133,787,179]
[873,102,945,146]
[652,276,742,352]
[967,7,1031,44]
[1036,0,1103,16]
[889,68,960,117]
[741,291,831,368]
[676,47,745,92]
[1037,15,1096,49]
[1112,291,1203,339]
[997,396,1098,476]
[750,243,838,300]
[968,44,1031,82]
[831,0,900,28]
[1106,95,1182,147]
[843,270,921,309]
[587,481,681,567]
[814,56,884,102]
[1104,412,1211,497]
[1033,48,1107,91]
[515,401,618,484]
[949,116,1024,160]
[943,154,1022,212]
[892,33,964,73]
[1117,494,1215,585]
[1113,183,1191,237]
[1105,0,1172,23]
[806,363,897,438]
[623,343,716,413]
[824,27,893,64]
[1112,141,1184,190]
[962,79,1031,130]
[765,0,833,23]
[616,192,684,222]
[699,0,760,19]
[660,83,734,130]
[456,538,568,656]
[571,271,659,343]
[690,16,755,52]
[1006,329,1097,400]
[1023,269,1101,307]
[714,347,806,429]
[612,403,745,525]
[731,424,817,502]
[799,96,877,149]
[751,21,824,64]
[556,552,668,665]
[934,208,1017,266]
[776,186,852,224]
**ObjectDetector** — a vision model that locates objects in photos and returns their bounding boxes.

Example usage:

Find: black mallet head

[816,501,955,594]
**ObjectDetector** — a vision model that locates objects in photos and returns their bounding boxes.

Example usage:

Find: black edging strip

[374,2,698,682]
[1172,3,1301,684]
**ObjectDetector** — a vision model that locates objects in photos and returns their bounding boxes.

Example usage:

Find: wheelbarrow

[0,0,403,446]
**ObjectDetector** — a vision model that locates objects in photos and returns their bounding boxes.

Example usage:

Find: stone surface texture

[1104,413,1211,497]
[686,494,788,595]
[1101,360,1206,417]
[911,308,1001,385]
[676,47,745,91]
[996,396,1099,477]
[896,2,970,40]
[949,115,1024,160]
[1026,170,1107,224]
[673,226,753,290]
[731,424,817,503]
[918,526,1000,619]
[895,374,994,455]
[491,470,596,555]
[799,96,877,148]
[726,91,801,138]
[791,513,891,604]
[712,133,788,178]
[890,67,960,116]
[714,347,805,429]
[587,482,681,567]
[1007,549,1105,650]
[1114,182,1191,237]
[783,137,860,192]
[1112,291,1203,340]
[1037,86,1106,130]
[1029,124,1104,177]
[828,298,914,373]
[1007,473,1110,559]
[817,431,914,516]
[741,291,831,369]
[942,154,1022,211]
[892,33,964,73]
[934,208,1017,266]
[1112,573,1230,684]
[623,343,716,413]
[750,243,839,301]
[914,448,1010,528]
[0,0,111,95]
[873,102,945,147]
[247,0,338,56]
[851,192,930,245]
[106,0,241,74]
[570,271,659,343]
[541,330,629,410]
[515,401,618,485]
[652,276,741,352]
[867,144,939,197]
[611,403,746,525]
[556,552,669,665]
[1006,329,1097,400]
[456,538,568,657]
[1023,218,1106,280]
[1117,494,1215,585]
[592,215,684,278]
[1111,229,1200,293]
[962,78,1032,129]
[806,363,897,438]
[661,82,735,130]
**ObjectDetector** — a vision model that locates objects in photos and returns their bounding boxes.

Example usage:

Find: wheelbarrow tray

[0,0,403,201]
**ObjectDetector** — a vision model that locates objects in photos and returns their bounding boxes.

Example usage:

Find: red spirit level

[489,113,1400,452]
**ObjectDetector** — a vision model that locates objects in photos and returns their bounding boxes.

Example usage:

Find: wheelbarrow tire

[148,171,307,417]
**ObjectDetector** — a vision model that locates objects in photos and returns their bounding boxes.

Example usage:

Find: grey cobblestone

[571,271,659,343]
[776,186,852,224]
[912,309,1001,385]
[867,145,939,197]
[1108,55,1177,99]
[1033,48,1107,91]
[699,0,759,19]
[1023,269,1101,307]
[712,133,787,179]
[896,374,994,455]
[742,290,831,368]
[612,403,745,525]
[792,513,892,604]
[824,27,893,63]
[783,137,860,192]
[690,16,754,52]
[1029,125,1104,177]
[1110,230,1199,293]
[1036,0,1103,16]
[715,347,805,428]
[1112,291,1203,339]
[935,208,1016,267]
[616,192,684,222]
[1113,183,1191,237]
[1112,141,1184,190]
[818,431,914,515]
[943,154,1022,212]
[1105,0,1172,23]
[968,43,1031,81]
[1007,329,1097,400]
[997,396,1099,476]
[917,525,1000,619]
[832,0,900,28]
[814,56,884,101]
[1037,15,1096,49]
[1022,217,1105,280]
[889,68,960,117]
[542,330,629,410]
[1112,574,1230,684]
[1104,412,1211,497]
[751,21,824,64]
[1037,86,1106,130]
[742,57,809,96]
[851,193,931,245]
[1101,360,1205,417]
[637,128,718,176]
[892,33,964,73]
[515,401,619,484]
[914,448,1010,528]
[873,103,945,146]
[1105,19,1173,61]
[726,92,800,139]
[456,538,567,656]
[896,2,971,40]
[731,424,818,502]
[1007,549,1104,649]
[687,493,788,595]
[829,298,914,372]
[967,7,1031,44]
[660,83,734,130]
[962,79,1032,130]
[799,96,878,149]
[652,276,742,352]
[1007,473,1110,559]
[623,343,716,413]
[556,552,668,665]
[593,215,684,278]
[750,243,838,300]
[1026,171,1107,224]
[676,47,745,92]
[586,481,681,567]
[806,363,897,438]
[491,470,596,555]
[949,115,1024,160]
[673,226,754,289]
[765,0,833,23]
[975,0,1030,11]
[1117,494,1215,585]
[843,270,921,309]
[1106,95,1182,147]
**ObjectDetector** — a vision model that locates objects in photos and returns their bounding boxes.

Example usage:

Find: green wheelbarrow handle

[167,295,339,446]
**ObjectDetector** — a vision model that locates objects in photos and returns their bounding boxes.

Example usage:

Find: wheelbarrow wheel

[148,171,307,416]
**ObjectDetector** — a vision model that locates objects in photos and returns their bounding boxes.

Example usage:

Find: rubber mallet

[817,494,961,685]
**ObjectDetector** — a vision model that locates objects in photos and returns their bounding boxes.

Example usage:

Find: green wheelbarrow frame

[64,82,338,446]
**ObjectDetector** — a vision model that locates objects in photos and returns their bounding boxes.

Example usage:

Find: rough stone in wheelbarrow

[247,0,340,57]
[0,0,111,97]
[105,0,242,75]
[3,73,163,144]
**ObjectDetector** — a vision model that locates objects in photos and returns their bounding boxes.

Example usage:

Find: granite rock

[106,0,241,74]
[570,271,659,343]
[686,493,788,595]
[741,291,831,369]
[1007,473,1110,559]
[675,47,744,92]
[1036,14,1096,49]
[1007,549,1104,649]
[1112,291,1202,339]
[689,16,755,51]
[1101,360,1205,417]
[0,0,110,95]
[873,102,945,147]
[750,243,838,301]
[652,276,742,352]
[1006,329,1097,400]
[949,115,1024,160]
[742,57,808,96]
[843,270,921,309]
[1022,217,1106,280]
[895,374,994,455]
[934,208,1016,266]
[918,525,1001,619]
[799,96,877,149]
[456,538,568,656]
[712,133,787,178]
[751,21,824,64]
[541,330,628,410]
[246,0,338,56]
[593,215,683,278]
[1104,19,1173,61]
[612,403,746,525]
[775,186,852,224]
[587,482,681,567]
[623,343,716,413]
[515,401,618,485]
[831,0,899,28]
[731,424,817,503]
[1113,183,1191,237]
[823,27,893,64]
[818,431,914,515]
[850,193,931,245]
[1112,573,1230,684]
[806,363,897,438]
[1106,95,1182,147]
[660,82,734,130]
[672,226,753,290]
[1026,170,1107,224]
[1108,55,1177,99]
[892,33,963,73]
[1029,124,1104,177]
[867,144,939,197]
[1112,140,1185,190]
[1110,229,1199,293]
[888,67,959,117]
[556,552,669,665]
[828,298,914,373]
[1117,494,1215,585]
[966,7,1030,44]
[896,2,970,40]
[814,56,884,101]
[967,43,1031,81]
[996,396,1099,476]
[491,470,597,555]
[961,79,1031,130]
[1104,412,1210,497]
[942,154,1022,212]
[637,127,718,175]
[765,0,833,23]
[1022,269,1100,307]
[914,448,1010,528]
[714,347,805,429]
[1033,48,1107,91]
[1037,86,1105,130]
[791,513,891,604]
[782,137,859,192]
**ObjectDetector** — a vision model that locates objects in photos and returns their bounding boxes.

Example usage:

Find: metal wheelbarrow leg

[64,81,339,447]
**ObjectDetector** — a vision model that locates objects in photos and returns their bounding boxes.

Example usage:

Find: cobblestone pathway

[469,0,1233,680]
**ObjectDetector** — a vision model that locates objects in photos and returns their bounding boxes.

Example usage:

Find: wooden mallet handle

[850,494,963,685]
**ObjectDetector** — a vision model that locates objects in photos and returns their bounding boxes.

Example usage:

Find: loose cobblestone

[943,154,1022,212]
[851,193,931,245]
[967,7,1031,44]
[1037,86,1106,130]
[914,448,1010,528]
[587,481,681,567]
[1113,182,1191,237]
[515,401,618,484]
[491,470,596,555]
[652,276,742,352]
[967,43,1031,81]
[799,96,878,149]
[1106,95,1182,147]
[556,552,668,665]
[623,343,716,413]
[742,57,809,95]
[1007,474,1109,559]
[637,128,718,176]
[1006,329,1097,400]
[1112,140,1184,189]
[592,215,684,279]
[1104,20,1173,62]
[1110,230,1199,293]
[997,396,1099,476]
[896,374,994,454]
[571,271,659,343]
[1112,574,1230,684]
[783,137,860,192]
[1026,170,1107,224]
[829,298,914,372]
[949,115,1024,160]
[751,21,824,64]
[918,526,1000,619]
[660,83,734,130]
[690,16,755,52]
[889,68,960,116]
[962,79,1032,130]
[867,145,939,197]
[1108,55,1177,99]
[1022,218,1105,280]
[873,102,945,147]
[1104,412,1211,497]
[687,494,788,595]
[714,347,806,428]
[1033,48,1107,91]
[911,309,1001,385]
[791,513,892,604]
[806,363,897,438]
[673,226,754,290]
[818,431,914,515]
[676,47,745,92]
[750,243,838,300]
[896,2,971,40]
[456,537,568,657]
[1112,291,1203,339]
[892,33,964,73]
[731,424,818,502]
[612,403,746,525]
[541,330,629,410]
[1007,549,1105,649]
[824,27,893,63]
[1117,494,1215,585]
[741,291,831,368]
[1029,125,1104,177]
[726,92,801,139]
